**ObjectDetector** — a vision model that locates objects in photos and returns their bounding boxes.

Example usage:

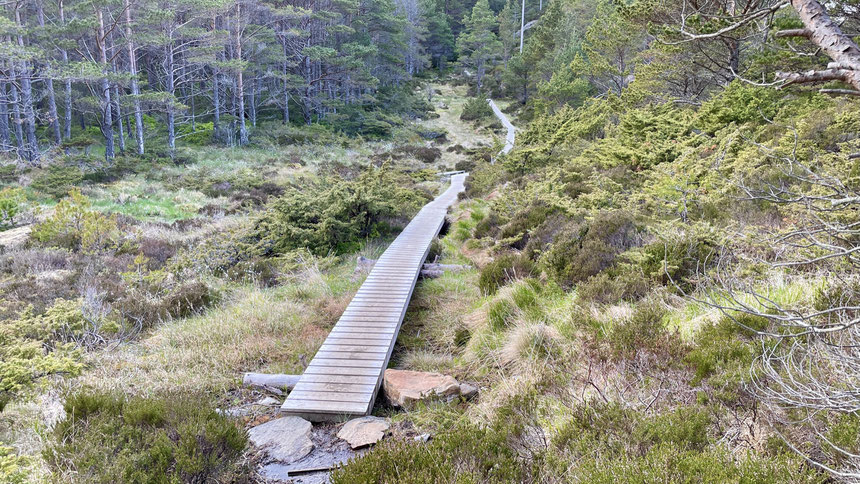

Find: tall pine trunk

[235,3,248,145]
[8,65,23,151]
[37,1,61,145]
[15,7,38,164]
[166,44,176,154]
[60,0,71,139]
[124,0,144,154]
[0,80,10,151]
[97,10,115,163]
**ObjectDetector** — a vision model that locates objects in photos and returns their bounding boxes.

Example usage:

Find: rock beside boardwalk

[337,416,390,449]
[248,416,314,464]
[383,369,461,407]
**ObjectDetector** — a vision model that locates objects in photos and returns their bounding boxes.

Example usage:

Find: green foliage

[488,298,516,330]
[640,222,719,290]
[331,420,527,483]
[460,97,493,121]
[541,211,640,288]
[30,164,85,198]
[606,301,671,359]
[31,190,125,254]
[478,253,537,294]
[0,187,24,229]
[0,301,85,406]
[255,168,429,256]
[176,122,215,146]
[456,0,503,93]
[0,446,30,484]
[697,83,782,134]
[633,406,711,452]
[45,390,247,483]
[685,316,762,395]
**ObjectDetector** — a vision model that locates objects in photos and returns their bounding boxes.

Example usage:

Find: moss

[45,390,248,483]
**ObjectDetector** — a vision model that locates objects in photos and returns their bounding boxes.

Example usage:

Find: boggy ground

[0,83,502,483]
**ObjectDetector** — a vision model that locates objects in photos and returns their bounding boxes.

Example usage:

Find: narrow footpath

[487,99,515,155]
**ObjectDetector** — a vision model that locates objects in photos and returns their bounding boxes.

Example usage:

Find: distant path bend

[487,99,515,155]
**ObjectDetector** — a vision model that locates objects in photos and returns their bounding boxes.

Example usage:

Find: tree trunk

[777,0,860,90]
[8,66,23,151]
[519,0,525,54]
[114,75,126,153]
[15,7,38,164]
[124,0,144,155]
[60,0,72,140]
[235,2,248,145]
[0,81,10,151]
[97,10,115,163]
[166,44,176,155]
[37,1,61,145]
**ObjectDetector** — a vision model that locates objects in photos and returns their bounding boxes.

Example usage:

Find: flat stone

[460,383,479,400]
[337,416,390,449]
[248,416,314,464]
[256,396,281,406]
[383,369,460,407]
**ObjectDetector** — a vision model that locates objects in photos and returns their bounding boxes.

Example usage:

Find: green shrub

[30,164,85,198]
[478,253,537,295]
[460,97,493,121]
[499,203,557,249]
[31,190,125,254]
[607,301,670,359]
[633,406,711,452]
[331,420,526,483]
[640,223,718,291]
[0,187,24,229]
[255,168,428,256]
[45,390,248,484]
[0,301,85,407]
[685,316,760,393]
[473,210,502,239]
[176,121,214,146]
[541,211,640,288]
[576,268,650,304]
[0,446,30,484]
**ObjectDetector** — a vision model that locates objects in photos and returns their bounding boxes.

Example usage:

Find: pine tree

[456,0,501,93]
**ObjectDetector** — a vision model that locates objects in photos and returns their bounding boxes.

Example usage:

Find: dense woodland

[3,0,860,481]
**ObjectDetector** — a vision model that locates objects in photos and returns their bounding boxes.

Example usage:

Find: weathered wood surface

[280,173,466,421]
[487,99,515,155]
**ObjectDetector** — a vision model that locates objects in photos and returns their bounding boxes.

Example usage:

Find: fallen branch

[242,373,300,390]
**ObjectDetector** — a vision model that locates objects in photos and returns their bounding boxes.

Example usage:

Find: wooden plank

[312,350,387,361]
[307,358,381,368]
[299,374,378,385]
[281,174,466,421]
[281,399,368,414]
[287,391,371,403]
[318,344,389,353]
[304,365,379,377]
[292,381,376,393]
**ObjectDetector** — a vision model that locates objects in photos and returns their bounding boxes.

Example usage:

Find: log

[422,263,472,272]
[243,373,300,390]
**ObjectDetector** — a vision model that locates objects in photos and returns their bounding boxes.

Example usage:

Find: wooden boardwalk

[281,173,467,421]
